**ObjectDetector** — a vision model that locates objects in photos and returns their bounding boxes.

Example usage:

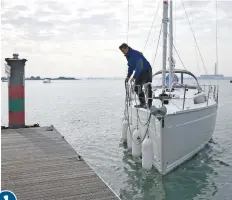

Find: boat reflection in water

[119,141,230,200]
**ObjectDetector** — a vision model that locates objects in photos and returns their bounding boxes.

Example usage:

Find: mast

[162,0,169,90]
[168,0,173,90]
[214,63,217,75]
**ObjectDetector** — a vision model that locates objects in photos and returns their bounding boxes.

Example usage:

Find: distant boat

[230,80,232,83]
[43,78,51,83]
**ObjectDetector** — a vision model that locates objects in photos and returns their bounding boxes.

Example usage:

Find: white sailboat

[121,0,219,175]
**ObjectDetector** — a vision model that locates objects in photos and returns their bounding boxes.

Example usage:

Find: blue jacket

[125,47,151,79]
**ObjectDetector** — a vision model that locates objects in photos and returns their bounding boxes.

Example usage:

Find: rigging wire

[161,28,197,85]
[189,1,201,73]
[181,1,210,77]
[126,0,162,70]
[125,83,151,145]
[152,23,163,67]
[127,0,130,44]
[215,0,219,88]
[163,29,187,71]
[215,0,219,72]
[143,0,162,52]
[124,0,156,131]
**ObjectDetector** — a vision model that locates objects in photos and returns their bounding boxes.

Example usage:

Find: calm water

[1,79,232,200]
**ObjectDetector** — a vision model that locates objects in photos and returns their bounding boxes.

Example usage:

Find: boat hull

[130,103,218,175]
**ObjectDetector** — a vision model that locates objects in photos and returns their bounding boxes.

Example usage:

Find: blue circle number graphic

[0,190,17,200]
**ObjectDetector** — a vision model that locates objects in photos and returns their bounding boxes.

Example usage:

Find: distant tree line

[1,76,78,80]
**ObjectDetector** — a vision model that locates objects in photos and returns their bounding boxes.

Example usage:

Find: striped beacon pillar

[5,53,27,128]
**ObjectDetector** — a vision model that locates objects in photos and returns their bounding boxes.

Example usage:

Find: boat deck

[131,98,216,115]
[131,86,217,115]
[1,126,120,200]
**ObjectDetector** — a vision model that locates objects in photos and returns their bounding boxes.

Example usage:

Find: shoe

[142,105,148,109]
[134,104,141,108]
[134,103,146,108]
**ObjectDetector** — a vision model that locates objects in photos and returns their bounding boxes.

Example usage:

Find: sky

[1,0,232,78]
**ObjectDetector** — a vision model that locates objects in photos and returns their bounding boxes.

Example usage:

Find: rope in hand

[124,82,152,145]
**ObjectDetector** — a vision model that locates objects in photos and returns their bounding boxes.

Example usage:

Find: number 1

[4,195,8,200]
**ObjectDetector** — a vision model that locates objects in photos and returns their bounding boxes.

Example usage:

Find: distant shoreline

[1,76,125,81]
[1,76,80,81]
[25,78,80,80]
[1,76,232,81]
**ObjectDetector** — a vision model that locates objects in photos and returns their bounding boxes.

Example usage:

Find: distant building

[199,63,224,79]
[199,74,224,79]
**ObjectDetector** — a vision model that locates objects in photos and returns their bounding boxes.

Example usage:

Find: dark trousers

[134,69,153,107]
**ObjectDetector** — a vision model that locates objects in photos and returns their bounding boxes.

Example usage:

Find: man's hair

[119,43,129,50]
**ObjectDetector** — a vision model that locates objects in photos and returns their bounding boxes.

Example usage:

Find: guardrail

[126,82,219,111]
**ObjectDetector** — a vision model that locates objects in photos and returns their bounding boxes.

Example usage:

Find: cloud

[1,0,232,77]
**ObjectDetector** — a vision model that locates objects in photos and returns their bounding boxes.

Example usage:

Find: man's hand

[130,77,135,83]
[125,77,129,83]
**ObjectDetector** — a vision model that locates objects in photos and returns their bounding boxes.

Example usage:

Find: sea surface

[1,79,232,200]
